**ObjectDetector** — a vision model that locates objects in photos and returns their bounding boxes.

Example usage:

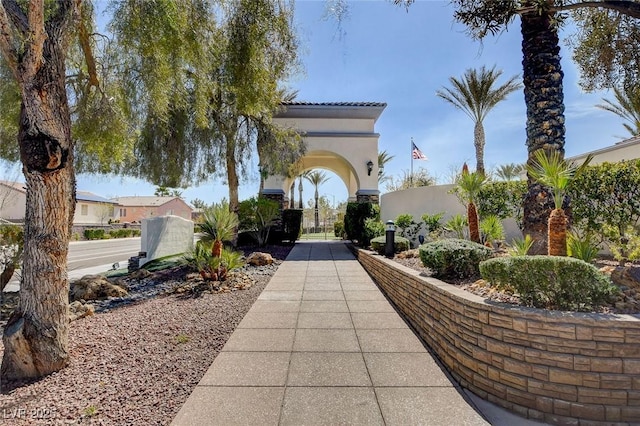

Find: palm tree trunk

[314,188,319,231]
[474,121,486,176]
[298,176,303,209]
[468,202,480,243]
[548,208,568,256]
[2,33,75,385]
[520,5,566,255]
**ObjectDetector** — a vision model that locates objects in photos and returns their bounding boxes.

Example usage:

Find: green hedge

[344,202,379,246]
[333,221,344,238]
[479,256,619,311]
[84,229,106,240]
[419,238,492,279]
[370,235,410,255]
[282,209,303,243]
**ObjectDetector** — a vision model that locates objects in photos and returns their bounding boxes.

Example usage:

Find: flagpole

[410,137,414,186]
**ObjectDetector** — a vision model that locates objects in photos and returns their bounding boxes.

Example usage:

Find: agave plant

[526,150,592,256]
[199,201,239,258]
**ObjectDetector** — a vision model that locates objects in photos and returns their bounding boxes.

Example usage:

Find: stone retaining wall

[354,248,640,425]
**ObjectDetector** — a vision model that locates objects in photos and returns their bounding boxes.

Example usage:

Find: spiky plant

[526,150,592,256]
[199,201,239,258]
[456,164,487,243]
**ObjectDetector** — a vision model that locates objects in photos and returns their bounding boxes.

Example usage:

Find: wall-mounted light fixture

[366,160,374,176]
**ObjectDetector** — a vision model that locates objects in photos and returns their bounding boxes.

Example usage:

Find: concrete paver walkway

[172,241,492,425]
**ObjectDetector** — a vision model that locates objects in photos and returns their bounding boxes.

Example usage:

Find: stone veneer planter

[353,248,640,425]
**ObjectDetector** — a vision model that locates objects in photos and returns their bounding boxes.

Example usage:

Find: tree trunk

[2,33,75,386]
[520,5,566,255]
[226,132,239,246]
[289,181,295,209]
[474,120,485,176]
[314,188,319,231]
[298,176,303,209]
[468,202,480,243]
[548,208,568,256]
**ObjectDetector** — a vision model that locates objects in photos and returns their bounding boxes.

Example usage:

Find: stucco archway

[262,102,386,207]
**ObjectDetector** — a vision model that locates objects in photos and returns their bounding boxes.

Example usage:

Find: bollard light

[385,220,395,258]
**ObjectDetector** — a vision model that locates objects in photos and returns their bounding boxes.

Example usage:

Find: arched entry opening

[261,101,386,209]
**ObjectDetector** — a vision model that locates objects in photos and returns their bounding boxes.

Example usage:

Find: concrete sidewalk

[172,241,541,425]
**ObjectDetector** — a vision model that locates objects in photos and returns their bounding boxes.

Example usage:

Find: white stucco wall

[140,215,194,267]
[380,184,522,242]
[0,187,26,221]
[74,202,115,225]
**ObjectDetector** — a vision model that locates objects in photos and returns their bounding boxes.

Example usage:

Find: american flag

[412,142,428,160]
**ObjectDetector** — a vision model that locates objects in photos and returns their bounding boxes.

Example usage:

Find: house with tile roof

[0,181,118,225]
[74,191,118,225]
[111,196,193,223]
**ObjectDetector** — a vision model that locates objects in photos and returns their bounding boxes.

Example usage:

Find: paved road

[67,237,141,272]
[4,237,142,292]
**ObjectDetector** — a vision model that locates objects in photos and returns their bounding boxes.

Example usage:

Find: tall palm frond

[596,85,640,137]
[378,150,395,183]
[495,163,524,181]
[437,66,521,174]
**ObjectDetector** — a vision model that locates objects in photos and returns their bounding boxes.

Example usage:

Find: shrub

[363,218,385,247]
[421,212,445,239]
[344,202,379,245]
[333,221,345,238]
[479,256,619,311]
[281,209,303,243]
[84,229,106,240]
[419,238,492,279]
[238,197,279,247]
[370,235,410,255]
[477,180,527,227]
[394,213,422,247]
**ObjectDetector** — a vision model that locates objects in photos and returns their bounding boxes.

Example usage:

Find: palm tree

[437,66,521,175]
[495,163,524,181]
[305,170,331,231]
[596,85,640,137]
[298,170,309,209]
[456,163,486,243]
[378,150,395,184]
[199,201,239,258]
[526,150,592,256]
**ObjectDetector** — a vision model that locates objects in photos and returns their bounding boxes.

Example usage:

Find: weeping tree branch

[0,3,18,76]
[551,1,640,18]
[22,0,45,82]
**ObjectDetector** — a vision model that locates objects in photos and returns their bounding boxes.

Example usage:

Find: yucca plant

[567,231,600,264]
[444,214,468,239]
[456,163,487,243]
[183,242,245,282]
[507,234,534,256]
[199,201,239,258]
[479,215,505,247]
[526,150,592,256]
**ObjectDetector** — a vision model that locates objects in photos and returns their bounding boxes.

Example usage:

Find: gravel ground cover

[0,245,292,425]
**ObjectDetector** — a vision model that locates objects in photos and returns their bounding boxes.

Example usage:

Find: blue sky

[6,1,626,207]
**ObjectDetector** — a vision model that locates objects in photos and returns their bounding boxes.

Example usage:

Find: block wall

[355,249,640,425]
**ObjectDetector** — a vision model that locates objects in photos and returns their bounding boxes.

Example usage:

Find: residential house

[0,180,27,222]
[111,196,193,223]
[74,191,118,225]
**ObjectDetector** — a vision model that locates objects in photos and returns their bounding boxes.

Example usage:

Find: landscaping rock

[611,266,640,290]
[246,252,274,266]
[69,301,95,322]
[70,275,128,301]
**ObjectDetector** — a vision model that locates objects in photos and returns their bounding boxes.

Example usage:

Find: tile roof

[76,191,116,204]
[110,196,181,207]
